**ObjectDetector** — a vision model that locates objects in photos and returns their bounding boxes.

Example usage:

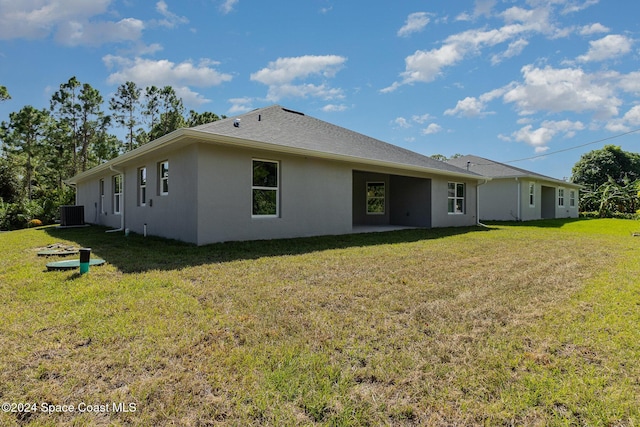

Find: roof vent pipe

[258,114,261,121]
[233,118,241,127]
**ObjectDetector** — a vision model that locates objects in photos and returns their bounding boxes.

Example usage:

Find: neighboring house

[447,155,581,221]
[68,105,484,245]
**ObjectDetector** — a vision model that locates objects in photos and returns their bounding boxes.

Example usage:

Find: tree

[186,110,225,127]
[1,106,51,199]
[0,156,21,203]
[0,86,10,102]
[571,145,640,189]
[148,86,185,140]
[78,83,109,172]
[50,77,81,174]
[572,145,640,215]
[110,81,141,151]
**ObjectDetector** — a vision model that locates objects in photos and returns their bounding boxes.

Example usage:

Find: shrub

[27,219,43,228]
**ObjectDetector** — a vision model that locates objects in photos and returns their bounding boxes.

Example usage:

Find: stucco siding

[123,144,199,243]
[478,180,519,221]
[431,176,478,227]
[195,144,353,245]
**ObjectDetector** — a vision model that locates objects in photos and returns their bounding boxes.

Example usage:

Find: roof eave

[184,129,485,180]
[67,127,486,184]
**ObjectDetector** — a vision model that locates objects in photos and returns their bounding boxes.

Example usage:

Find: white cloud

[393,117,411,128]
[381,2,594,92]
[511,120,584,152]
[220,0,238,14]
[0,0,111,39]
[445,86,507,117]
[250,55,347,101]
[105,56,233,87]
[579,23,609,35]
[503,65,621,118]
[577,34,633,62]
[397,12,430,37]
[605,105,640,132]
[444,96,487,117]
[412,113,434,124]
[154,1,188,28]
[422,123,443,135]
[104,56,232,106]
[322,104,348,112]
[228,97,254,114]
[617,71,640,95]
[491,38,528,64]
[56,18,144,46]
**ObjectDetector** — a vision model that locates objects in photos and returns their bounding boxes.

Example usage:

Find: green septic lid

[46,259,106,271]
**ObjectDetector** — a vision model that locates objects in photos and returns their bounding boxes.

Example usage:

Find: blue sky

[1,0,639,179]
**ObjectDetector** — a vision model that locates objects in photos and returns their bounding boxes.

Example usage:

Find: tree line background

[1,78,639,230]
[0,79,224,230]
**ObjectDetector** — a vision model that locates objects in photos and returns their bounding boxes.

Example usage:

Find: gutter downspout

[516,177,521,221]
[476,179,489,227]
[107,165,125,233]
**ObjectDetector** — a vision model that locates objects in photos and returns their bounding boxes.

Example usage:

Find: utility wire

[503,127,640,164]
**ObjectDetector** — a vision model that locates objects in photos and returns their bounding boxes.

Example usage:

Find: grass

[0,218,639,426]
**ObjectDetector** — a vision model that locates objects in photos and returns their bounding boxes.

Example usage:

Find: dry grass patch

[0,219,638,426]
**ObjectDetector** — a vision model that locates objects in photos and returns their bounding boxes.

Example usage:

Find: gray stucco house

[68,105,484,245]
[447,155,581,221]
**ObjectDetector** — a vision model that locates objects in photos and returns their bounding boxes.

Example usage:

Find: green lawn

[1,219,639,426]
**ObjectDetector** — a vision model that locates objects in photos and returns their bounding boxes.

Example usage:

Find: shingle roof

[192,105,478,177]
[447,154,579,187]
[68,105,481,184]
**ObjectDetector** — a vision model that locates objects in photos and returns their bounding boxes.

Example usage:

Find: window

[529,182,535,207]
[558,188,565,207]
[113,175,122,215]
[138,167,147,206]
[448,182,465,214]
[159,161,169,195]
[366,182,385,214]
[99,179,105,214]
[252,159,279,217]
[569,190,576,207]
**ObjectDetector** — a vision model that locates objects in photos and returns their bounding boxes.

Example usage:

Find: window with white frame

[366,182,385,215]
[569,190,576,207]
[448,182,465,214]
[138,167,147,206]
[558,188,565,207]
[113,175,122,215]
[529,182,535,207]
[252,159,279,217]
[159,161,169,195]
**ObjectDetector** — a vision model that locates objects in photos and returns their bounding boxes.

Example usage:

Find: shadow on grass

[44,225,492,273]
[482,218,585,228]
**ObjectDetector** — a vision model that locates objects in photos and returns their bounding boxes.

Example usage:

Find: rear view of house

[448,155,581,221]
[68,106,484,245]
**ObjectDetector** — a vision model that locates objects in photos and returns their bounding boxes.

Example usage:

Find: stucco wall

[477,179,519,221]
[430,176,478,228]
[195,144,353,245]
[75,144,199,243]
